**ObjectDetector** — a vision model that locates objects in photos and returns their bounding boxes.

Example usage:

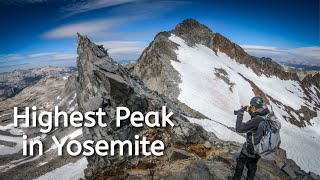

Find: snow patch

[0,135,23,155]
[37,161,48,167]
[68,93,77,105]
[36,157,87,180]
[169,35,308,110]
[46,128,82,152]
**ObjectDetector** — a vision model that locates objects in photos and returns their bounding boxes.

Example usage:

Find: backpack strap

[268,127,272,150]
[251,133,254,144]
[257,115,268,136]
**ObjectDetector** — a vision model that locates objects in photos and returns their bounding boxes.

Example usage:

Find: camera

[234,110,240,115]
[234,106,248,115]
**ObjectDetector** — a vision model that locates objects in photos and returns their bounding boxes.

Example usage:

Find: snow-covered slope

[168,34,320,175]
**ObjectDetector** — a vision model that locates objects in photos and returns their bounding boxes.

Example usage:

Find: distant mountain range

[282,63,320,71]
[0,66,76,101]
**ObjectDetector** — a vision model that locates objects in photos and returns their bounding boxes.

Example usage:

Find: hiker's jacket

[236,108,269,158]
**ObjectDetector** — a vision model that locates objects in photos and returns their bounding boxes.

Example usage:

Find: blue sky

[0,0,319,72]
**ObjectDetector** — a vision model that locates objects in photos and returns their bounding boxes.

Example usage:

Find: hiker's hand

[240,106,248,112]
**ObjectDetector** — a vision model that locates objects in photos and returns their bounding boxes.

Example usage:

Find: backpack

[252,106,281,156]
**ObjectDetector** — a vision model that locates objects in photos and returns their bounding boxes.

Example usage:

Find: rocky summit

[75,30,319,179]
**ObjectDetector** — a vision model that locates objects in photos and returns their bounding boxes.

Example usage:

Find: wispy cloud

[43,0,189,39]
[241,45,320,65]
[289,47,320,60]
[240,45,280,51]
[0,52,77,72]
[42,17,127,39]
[0,54,24,61]
[28,52,57,58]
[0,62,32,69]
[97,40,149,60]
[47,53,77,60]
[1,52,76,61]
[5,0,190,71]
[61,0,136,17]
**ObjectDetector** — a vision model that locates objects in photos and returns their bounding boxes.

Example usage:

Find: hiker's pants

[233,151,260,180]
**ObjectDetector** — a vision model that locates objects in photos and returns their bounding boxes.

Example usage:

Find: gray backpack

[252,106,281,155]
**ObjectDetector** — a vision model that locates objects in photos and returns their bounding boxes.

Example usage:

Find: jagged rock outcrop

[302,73,320,89]
[75,34,319,180]
[132,31,181,100]
[256,57,284,71]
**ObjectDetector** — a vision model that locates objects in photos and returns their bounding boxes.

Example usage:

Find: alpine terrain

[133,19,320,176]
[0,19,319,180]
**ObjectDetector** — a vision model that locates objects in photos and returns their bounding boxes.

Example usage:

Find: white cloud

[28,52,57,58]
[62,0,135,17]
[241,45,280,51]
[4,52,77,61]
[48,53,77,60]
[289,47,320,59]
[0,54,24,61]
[241,45,320,65]
[42,17,130,39]
[43,0,190,39]
[97,40,149,60]
[0,52,77,71]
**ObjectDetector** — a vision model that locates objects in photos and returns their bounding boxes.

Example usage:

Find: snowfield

[36,157,87,180]
[169,34,320,175]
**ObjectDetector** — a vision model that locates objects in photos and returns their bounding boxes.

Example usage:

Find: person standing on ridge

[233,96,268,180]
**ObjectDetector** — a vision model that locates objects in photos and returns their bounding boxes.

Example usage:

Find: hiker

[233,96,281,180]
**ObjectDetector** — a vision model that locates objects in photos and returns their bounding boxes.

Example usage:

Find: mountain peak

[171,19,214,47]
[77,33,110,64]
[173,18,212,32]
